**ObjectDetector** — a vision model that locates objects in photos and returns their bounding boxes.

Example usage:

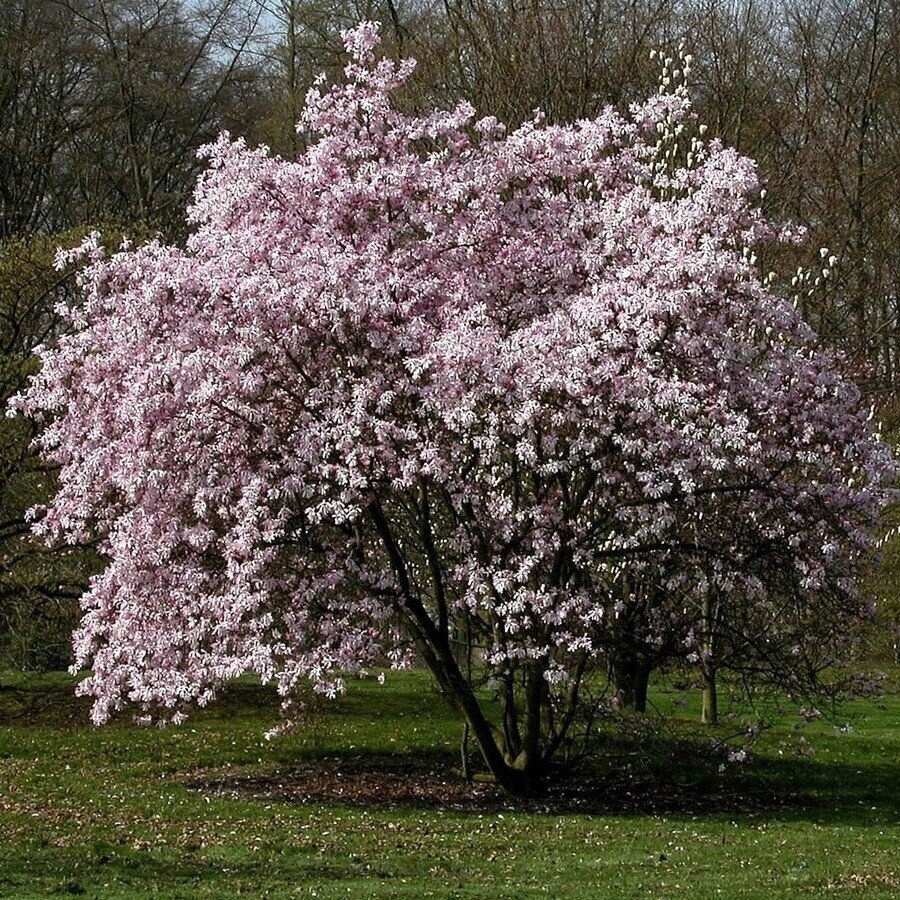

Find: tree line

[5,0,898,376]
[1,0,897,680]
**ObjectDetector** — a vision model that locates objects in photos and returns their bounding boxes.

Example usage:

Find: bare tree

[0,1,92,238]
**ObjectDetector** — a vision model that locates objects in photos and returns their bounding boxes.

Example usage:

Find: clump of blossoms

[12,23,896,796]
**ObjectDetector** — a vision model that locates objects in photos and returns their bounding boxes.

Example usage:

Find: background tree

[778,0,900,391]
[1,0,268,239]
[0,1,90,239]
[0,233,98,676]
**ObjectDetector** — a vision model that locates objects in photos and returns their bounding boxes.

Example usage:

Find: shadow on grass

[5,672,897,826]
[0,676,282,728]
[0,678,93,726]
[185,738,900,825]
[0,840,359,898]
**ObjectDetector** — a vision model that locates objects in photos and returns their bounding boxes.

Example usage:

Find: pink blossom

[10,24,896,775]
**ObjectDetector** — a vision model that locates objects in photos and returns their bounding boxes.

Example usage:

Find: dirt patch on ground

[192,761,502,812]
[184,754,809,816]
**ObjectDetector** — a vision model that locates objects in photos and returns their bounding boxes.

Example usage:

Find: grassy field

[0,670,898,899]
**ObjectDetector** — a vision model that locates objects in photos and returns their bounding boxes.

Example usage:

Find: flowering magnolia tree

[13,24,896,796]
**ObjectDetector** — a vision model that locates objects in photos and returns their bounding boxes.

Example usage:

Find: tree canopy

[13,24,896,795]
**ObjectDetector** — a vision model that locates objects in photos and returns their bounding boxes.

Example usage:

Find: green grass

[1,670,898,898]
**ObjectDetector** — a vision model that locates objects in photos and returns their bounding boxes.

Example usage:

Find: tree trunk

[700,590,718,725]
[369,501,548,797]
[701,668,718,725]
[612,653,650,713]
[633,663,650,713]
[411,622,547,796]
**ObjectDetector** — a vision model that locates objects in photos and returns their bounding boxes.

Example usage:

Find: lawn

[0,669,897,898]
